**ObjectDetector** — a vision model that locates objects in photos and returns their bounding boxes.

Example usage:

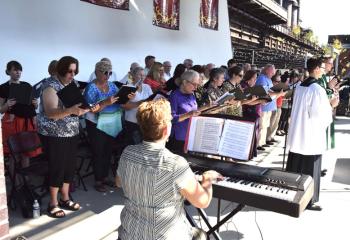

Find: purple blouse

[169,89,198,141]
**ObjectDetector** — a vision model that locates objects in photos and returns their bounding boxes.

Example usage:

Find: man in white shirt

[163,61,172,81]
[88,58,117,82]
[286,58,339,211]
[119,62,140,85]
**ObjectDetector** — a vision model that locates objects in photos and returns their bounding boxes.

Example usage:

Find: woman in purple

[167,70,201,153]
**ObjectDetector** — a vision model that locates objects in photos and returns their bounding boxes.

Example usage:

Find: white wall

[0,0,232,84]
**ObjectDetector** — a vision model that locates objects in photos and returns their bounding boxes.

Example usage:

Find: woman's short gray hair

[130,66,144,76]
[177,70,199,86]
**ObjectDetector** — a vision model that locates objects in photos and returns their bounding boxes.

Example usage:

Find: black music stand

[183,114,256,240]
[282,82,298,170]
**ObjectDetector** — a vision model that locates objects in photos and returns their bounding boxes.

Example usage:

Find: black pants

[39,134,78,188]
[124,121,142,146]
[278,108,291,132]
[86,120,113,182]
[166,137,185,154]
[286,152,322,204]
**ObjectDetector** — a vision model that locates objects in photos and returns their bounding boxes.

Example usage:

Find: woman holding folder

[84,60,134,192]
[37,56,89,218]
[168,70,202,153]
[0,60,40,158]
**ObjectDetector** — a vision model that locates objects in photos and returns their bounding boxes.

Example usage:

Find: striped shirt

[117,141,195,240]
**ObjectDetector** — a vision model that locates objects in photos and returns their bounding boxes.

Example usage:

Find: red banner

[153,0,180,30]
[81,0,129,10]
[200,0,219,30]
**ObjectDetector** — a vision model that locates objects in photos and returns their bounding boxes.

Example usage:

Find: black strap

[300,77,318,87]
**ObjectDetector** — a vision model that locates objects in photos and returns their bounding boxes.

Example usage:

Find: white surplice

[287,81,332,155]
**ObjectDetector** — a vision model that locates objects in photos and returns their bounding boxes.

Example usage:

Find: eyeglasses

[186,80,199,88]
[67,69,77,75]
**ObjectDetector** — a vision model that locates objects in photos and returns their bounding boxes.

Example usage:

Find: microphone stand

[282,81,298,170]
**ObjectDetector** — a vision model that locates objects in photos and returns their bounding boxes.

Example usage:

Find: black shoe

[262,144,270,148]
[257,146,265,151]
[270,139,277,143]
[265,141,274,145]
[306,203,322,211]
[321,169,327,177]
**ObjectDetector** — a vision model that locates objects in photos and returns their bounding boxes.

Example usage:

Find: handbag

[96,110,122,137]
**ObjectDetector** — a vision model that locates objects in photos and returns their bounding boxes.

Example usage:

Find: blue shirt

[255,74,276,112]
[84,81,120,123]
[170,89,198,141]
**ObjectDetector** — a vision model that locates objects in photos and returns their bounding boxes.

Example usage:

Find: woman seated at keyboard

[116,99,223,240]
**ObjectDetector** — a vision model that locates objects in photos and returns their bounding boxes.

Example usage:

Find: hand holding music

[328,77,338,90]
[68,103,89,116]
[6,98,16,109]
[90,104,101,113]
[189,110,201,118]
[102,96,119,106]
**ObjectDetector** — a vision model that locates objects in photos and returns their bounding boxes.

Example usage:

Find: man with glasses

[286,58,338,211]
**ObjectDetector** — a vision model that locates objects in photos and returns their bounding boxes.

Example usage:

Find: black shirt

[0,81,36,118]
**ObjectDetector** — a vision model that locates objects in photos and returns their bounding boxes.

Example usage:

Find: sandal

[47,205,65,218]
[58,199,80,211]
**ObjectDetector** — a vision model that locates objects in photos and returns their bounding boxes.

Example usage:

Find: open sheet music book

[184,116,255,161]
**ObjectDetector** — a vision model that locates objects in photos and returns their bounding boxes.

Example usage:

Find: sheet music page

[218,119,255,160]
[187,117,224,155]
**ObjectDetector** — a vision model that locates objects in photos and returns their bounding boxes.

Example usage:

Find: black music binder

[57,81,91,109]
[8,83,33,105]
[270,82,290,92]
[115,85,137,104]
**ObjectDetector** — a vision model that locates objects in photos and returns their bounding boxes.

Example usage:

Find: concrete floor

[8,116,350,240]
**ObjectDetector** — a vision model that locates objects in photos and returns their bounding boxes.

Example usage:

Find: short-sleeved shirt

[255,74,276,112]
[117,141,195,240]
[169,89,198,141]
[124,83,153,124]
[37,77,79,137]
[84,81,119,123]
[0,81,36,118]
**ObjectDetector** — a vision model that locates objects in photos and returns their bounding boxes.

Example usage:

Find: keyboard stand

[185,200,245,240]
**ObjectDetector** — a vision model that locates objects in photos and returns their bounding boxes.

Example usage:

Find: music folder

[244,86,272,102]
[115,86,137,104]
[8,83,33,105]
[57,82,91,109]
[270,83,290,92]
[184,116,255,161]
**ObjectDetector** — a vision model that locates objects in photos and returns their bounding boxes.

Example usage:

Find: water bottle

[32,199,40,218]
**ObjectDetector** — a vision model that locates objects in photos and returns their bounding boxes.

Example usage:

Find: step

[42,205,123,240]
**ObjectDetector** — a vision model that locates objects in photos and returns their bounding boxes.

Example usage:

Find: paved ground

[8,116,350,240]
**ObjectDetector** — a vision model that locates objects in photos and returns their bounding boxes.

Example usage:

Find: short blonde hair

[137,99,172,141]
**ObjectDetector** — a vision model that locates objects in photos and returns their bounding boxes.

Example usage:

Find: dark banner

[81,0,129,10]
[153,0,180,30]
[200,0,218,30]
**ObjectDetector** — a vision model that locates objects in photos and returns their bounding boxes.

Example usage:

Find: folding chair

[7,131,48,209]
